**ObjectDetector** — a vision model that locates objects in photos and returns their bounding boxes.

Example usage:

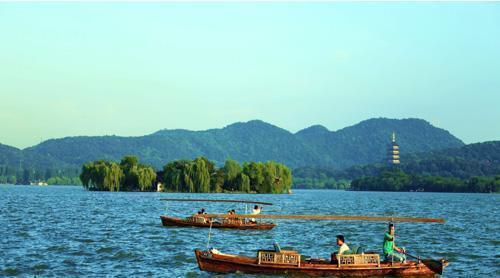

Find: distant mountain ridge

[294,140,500,185]
[1,118,464,170]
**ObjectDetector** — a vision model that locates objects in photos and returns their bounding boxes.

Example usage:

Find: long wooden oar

[160,198,273,206]
[202,214,445,223]
[404,251,422,261]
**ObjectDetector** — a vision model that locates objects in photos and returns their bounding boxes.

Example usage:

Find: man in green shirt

[383,223,406,263]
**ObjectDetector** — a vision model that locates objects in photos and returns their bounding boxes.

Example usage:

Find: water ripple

[0,185,498,276]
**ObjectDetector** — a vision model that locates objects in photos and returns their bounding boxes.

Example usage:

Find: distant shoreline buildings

[387,132,400,164]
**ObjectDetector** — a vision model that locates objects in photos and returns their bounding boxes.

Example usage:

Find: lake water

[0,185,498,277]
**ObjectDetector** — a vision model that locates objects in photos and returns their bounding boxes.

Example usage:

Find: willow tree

[235,172,251,192]
[162,160,194,192]
[137,166,156,191]
[210,168,225,193]
[243,162,264,192]
[162,160,185,192]
[222,159,242,191]
[191,157,210,193]
[274,163,292,193]
[80,160,123,191]
[104,162,123,191]
[120,156,139,191]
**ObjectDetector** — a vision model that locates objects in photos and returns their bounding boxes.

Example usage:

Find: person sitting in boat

[250,205,262,224]
[224,210,237,224]
[194,208,207,223]
[336,235,350,255]
[331,235,350,262]
[383,223,406,263]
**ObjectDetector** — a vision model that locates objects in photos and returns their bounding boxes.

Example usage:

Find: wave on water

[0,185,498,276]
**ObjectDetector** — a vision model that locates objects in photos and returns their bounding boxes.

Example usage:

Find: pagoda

[387,132,400,164]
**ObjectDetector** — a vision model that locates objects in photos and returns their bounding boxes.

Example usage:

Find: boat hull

[160,216,276,230]
[194,249,446,277]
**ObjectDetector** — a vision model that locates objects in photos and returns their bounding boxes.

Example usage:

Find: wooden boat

[194,248,448,277]
[160,215,276,230]
[194,213,448,276]
[159,198,275,230]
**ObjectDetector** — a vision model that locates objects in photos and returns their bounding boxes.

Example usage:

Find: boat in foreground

[195,248,448,277]
[160,215,276,230]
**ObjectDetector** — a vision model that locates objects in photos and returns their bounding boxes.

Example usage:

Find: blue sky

[0,3,499,148]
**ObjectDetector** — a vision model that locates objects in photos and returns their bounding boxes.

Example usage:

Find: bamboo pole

[202,214,445,223]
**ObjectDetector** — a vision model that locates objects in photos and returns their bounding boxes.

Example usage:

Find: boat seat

[350,246,364,254]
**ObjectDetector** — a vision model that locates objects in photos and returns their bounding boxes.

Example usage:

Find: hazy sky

[1,3,499,149]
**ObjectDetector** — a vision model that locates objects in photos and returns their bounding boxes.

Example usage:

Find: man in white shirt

[336,235,350,255]
[250,205,261,223]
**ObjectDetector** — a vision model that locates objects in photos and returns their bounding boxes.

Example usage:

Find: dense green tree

[210,168,225,193]
[243,162,264,192]
[159,157,291,193]
[77,155,290,193]
[137,166,156,191]
[79,156,155,191]
[223,160,242,191]
[234,173,250,192]
[80,160,123,191]
[350,169,499,193]
[7,175,17,184]
[117,156,156,191]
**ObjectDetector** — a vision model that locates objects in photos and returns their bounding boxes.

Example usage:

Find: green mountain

[295,118,463,168]
[3,118,463,172]
[296,141,500,185]
[0,143,70,170]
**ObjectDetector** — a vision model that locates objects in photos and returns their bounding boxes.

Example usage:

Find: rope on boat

[206,220,213,249]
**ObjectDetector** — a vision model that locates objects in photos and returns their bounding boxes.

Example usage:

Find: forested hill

[296,140,500,184]
[3,118,463,171]
[0,143,70,169]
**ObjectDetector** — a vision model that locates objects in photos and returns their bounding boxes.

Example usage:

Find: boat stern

[422,258,449,275]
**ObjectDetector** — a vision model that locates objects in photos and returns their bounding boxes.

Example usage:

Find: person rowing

[383,223,407,263]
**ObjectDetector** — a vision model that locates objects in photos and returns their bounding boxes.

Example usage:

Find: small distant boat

[30,181,48,186]
[160,215,276,230]
[159,198,276,230]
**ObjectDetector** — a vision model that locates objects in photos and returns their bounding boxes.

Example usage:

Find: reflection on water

[0,185,498,276]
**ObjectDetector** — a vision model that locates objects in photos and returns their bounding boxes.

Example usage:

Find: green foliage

[223,160,242,191]
[292,167,350,189]
[119,155,155,191]
[46,176,81,185]
[161,157,292,193]
[0,163,81,185]
[79,156,156,191]
[242,162,264,192]
[294,141,500,190]
[80,160,123,191]
[350,169,499,193]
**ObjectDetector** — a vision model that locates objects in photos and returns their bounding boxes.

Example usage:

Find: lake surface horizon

[1,185,498,277]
